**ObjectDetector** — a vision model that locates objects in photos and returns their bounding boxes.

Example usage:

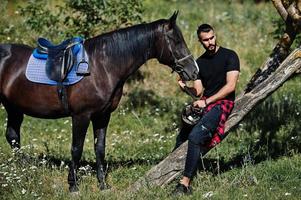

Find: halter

[162,29,198,77]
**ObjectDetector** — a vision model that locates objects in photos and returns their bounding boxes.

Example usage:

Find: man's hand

[193,99,206,108]
[177,77,186,89]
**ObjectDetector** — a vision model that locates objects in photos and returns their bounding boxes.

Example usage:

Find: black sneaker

[173,183,192,196]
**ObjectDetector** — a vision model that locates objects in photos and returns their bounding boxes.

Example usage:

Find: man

[174,23,240,195]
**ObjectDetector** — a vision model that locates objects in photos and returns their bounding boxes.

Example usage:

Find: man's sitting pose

[174,23,240,195]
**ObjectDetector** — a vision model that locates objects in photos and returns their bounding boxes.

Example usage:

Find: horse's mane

[85,19,168,61]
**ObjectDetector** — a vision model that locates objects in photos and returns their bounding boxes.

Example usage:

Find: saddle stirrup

[76,44,90,76]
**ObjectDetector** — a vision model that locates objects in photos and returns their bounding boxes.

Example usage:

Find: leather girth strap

[37,37,83,113]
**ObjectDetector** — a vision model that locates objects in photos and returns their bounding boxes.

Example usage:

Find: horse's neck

[114,33,155,80]
[99,29,156,81]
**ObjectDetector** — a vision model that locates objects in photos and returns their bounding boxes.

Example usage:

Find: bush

[0,0,29,44]
[19,0,143,42]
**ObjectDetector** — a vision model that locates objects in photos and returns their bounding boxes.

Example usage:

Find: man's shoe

[173,183,192,196]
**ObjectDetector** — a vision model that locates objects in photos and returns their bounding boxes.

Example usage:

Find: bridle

[162,29,199,77]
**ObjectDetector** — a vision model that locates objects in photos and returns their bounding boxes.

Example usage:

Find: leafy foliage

[19,0,61,40]
[64,0,143,37]
[19,0,143,42]
[0,0,28,44]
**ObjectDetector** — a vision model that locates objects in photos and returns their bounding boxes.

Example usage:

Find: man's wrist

[204,99,208,106]
[178,81,186,88]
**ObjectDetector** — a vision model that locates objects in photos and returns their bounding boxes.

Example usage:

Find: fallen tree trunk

[130,47,301,192]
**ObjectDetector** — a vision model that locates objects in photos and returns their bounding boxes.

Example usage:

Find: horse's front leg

[5,106,24,149]
[92,113,111,190]
[68,114,90,192]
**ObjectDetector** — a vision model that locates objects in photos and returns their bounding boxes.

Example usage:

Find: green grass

[0,0,301,199]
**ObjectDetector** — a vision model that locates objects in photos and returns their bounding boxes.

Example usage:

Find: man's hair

[197,24,214,36]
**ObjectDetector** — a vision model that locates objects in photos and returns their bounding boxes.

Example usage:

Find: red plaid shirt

[202,99,234,148]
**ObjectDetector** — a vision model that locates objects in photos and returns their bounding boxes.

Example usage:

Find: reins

[183,85,199,100]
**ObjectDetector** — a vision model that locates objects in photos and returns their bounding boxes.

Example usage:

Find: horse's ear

[169,10,179,28]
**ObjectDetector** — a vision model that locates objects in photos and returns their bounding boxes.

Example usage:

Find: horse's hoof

[99,182,111,191]
[70,191,80,197]
[69,185,79,193]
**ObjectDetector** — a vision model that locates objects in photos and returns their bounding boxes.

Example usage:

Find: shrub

[19,0,143,42]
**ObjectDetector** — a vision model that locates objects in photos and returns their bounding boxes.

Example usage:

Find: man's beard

[206,44,216,53]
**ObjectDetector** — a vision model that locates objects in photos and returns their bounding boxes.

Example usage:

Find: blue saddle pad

[25,44,89,86]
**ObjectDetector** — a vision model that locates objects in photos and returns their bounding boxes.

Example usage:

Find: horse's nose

[193,69,199,80]
[192,73,198,80]
[191,72,198,80]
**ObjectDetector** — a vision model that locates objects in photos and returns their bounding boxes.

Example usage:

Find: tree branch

[272,0,288,21]
[245,0,300,93]
[288,1,301,21]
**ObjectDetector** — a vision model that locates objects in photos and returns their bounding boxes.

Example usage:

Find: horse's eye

[169,36,181,46]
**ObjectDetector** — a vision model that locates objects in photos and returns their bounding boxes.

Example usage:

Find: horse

[0,12,198,192]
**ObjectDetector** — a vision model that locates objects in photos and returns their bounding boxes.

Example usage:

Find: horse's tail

[0,44,12,99]
[0,44,11,64]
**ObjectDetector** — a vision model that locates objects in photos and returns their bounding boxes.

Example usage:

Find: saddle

[36,37,89,82]
[34,37,89,112]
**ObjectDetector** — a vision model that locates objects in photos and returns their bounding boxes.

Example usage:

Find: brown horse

[0,12,198,192]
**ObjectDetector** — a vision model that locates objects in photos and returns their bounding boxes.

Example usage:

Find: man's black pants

[174,105,222,178]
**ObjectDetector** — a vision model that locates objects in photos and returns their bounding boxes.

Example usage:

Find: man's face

[198,30,217,52]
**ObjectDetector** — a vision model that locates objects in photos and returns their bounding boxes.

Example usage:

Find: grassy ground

[0,0,300,199]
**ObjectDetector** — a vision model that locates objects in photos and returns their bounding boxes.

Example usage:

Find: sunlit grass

[0,0,300,199]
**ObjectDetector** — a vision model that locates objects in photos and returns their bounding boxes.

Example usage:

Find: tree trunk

[130,47,301,192]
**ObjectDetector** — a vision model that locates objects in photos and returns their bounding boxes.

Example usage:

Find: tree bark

[130,47,301,192]
[272,0,288,21]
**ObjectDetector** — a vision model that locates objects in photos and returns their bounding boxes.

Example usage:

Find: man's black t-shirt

[196,47,240,101]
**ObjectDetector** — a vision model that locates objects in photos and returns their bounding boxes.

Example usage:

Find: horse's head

[156,11,199,81]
